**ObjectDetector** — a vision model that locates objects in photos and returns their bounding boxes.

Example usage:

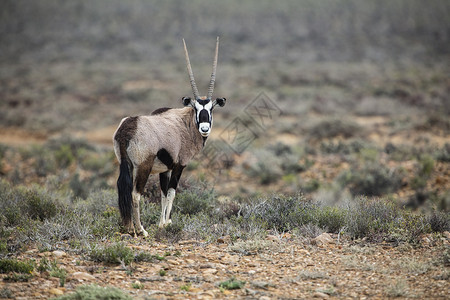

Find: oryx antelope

[113,37,226,236]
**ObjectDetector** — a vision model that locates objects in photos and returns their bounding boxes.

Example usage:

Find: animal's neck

[185,107,206,150]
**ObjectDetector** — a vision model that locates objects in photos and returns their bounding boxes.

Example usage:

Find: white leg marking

[165,188,176,225]
[159,193,168,228]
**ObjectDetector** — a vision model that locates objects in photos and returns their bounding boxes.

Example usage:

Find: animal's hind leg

[132,191,148,237]
[133,156,154,237]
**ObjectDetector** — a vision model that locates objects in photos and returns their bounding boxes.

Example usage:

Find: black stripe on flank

[157,148,174,169]
[151,107,172,115]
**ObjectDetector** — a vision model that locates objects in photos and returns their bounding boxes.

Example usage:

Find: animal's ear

[182,96,192,106]
[214,97,226,107]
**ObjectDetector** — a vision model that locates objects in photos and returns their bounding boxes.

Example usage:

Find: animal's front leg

[164,164,185,226]
[165,188,176,225]
[132,191,148,237]
[159,194,168,228]
[159,171,171,228]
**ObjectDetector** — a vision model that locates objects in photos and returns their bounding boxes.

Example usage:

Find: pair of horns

[183,37,219,101]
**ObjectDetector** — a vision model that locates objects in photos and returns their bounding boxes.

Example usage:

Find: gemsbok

[113,37,226,236]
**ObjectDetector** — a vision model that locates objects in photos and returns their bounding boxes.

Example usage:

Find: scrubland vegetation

[0,0,449,298]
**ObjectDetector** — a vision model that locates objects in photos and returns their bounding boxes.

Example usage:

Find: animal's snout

[199,122,211,136]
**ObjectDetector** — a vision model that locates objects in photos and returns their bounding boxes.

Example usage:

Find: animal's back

[113,107,196,166]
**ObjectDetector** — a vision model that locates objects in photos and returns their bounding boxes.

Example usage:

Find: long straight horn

[183,38,200,100]
[207,36,219,100]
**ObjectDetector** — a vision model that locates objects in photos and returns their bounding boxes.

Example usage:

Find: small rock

[312,233,334,247]
[178,239,198,245]
[70,272,96,282]
[202,268,218,275]
[313,291,329,298]
[298,249,310,256]
[166,259,180,265]
[442,231,450,239]
[251,281,271,290]
[140,276,166,282]
[202,291,215,298]
[49,288,64,295]
[52,250,66,258]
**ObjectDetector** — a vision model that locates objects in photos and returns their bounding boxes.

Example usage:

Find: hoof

[158,220,172,228]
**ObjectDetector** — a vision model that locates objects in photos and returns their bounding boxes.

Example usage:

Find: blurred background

[0,0,449,211]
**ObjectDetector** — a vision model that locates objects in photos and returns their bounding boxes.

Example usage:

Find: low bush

[173,184,216,216]
[88,242,134,266]
[219,277,246,290]
[309,118,361,140]
[0,181,60,226]
[241,194,346,233]
[411,154,435,190]
[338,163,402,197]
[427,211,450,232]
[320,139,368,155]
[345,197,399,240]
[53,284,132,300]
[436,143,450,162]
[0,258,34,274]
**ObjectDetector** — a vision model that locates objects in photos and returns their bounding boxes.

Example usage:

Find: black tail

[117,156,133,226]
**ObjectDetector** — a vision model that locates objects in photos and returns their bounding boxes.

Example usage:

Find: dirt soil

[1,233,449,299]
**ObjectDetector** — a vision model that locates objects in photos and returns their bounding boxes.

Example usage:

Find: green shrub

[174,185,215,216]
[54,144,76,168]
[338,163,402,197]
[219,277,245,290]
[345,197,399,241]
[134,252,165,263]
[49,262,67,287]
[309,118,361,139]
[315,206,347,233]
[320,139,367,155]
[0,258,34,274]
[388,212,430,244]
[1,184,59,226]
[89,243,134,266]
[21,189,58,221]
[436,143,450,162]
[427,211,450,232]
[155,221,184,243]
[69,173,89,200]
[0,287,12,298]
[242,195,308,232]
[53,284,132,300]
[411,155,435,190]
[246,149,283,185]
[139,201,162,226]
[3,273,33,282]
